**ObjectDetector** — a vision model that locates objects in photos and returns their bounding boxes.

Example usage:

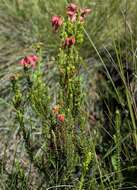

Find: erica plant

[10,3,93,189]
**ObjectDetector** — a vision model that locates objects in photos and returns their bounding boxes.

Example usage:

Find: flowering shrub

[10,3,94,189]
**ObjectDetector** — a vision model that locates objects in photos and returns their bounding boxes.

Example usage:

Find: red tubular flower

[67,3,77,12]
[67,3,77,22]
[64,36,76,48]
[51,16,63,31]
[80,8,91,21]
[67,11,77,22]
[57,114,65,122]
[19,55,38,68]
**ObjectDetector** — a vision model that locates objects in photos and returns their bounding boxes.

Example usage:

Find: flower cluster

[19,55,38,68]
[51,3,91,49]
[67,3,91,22]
